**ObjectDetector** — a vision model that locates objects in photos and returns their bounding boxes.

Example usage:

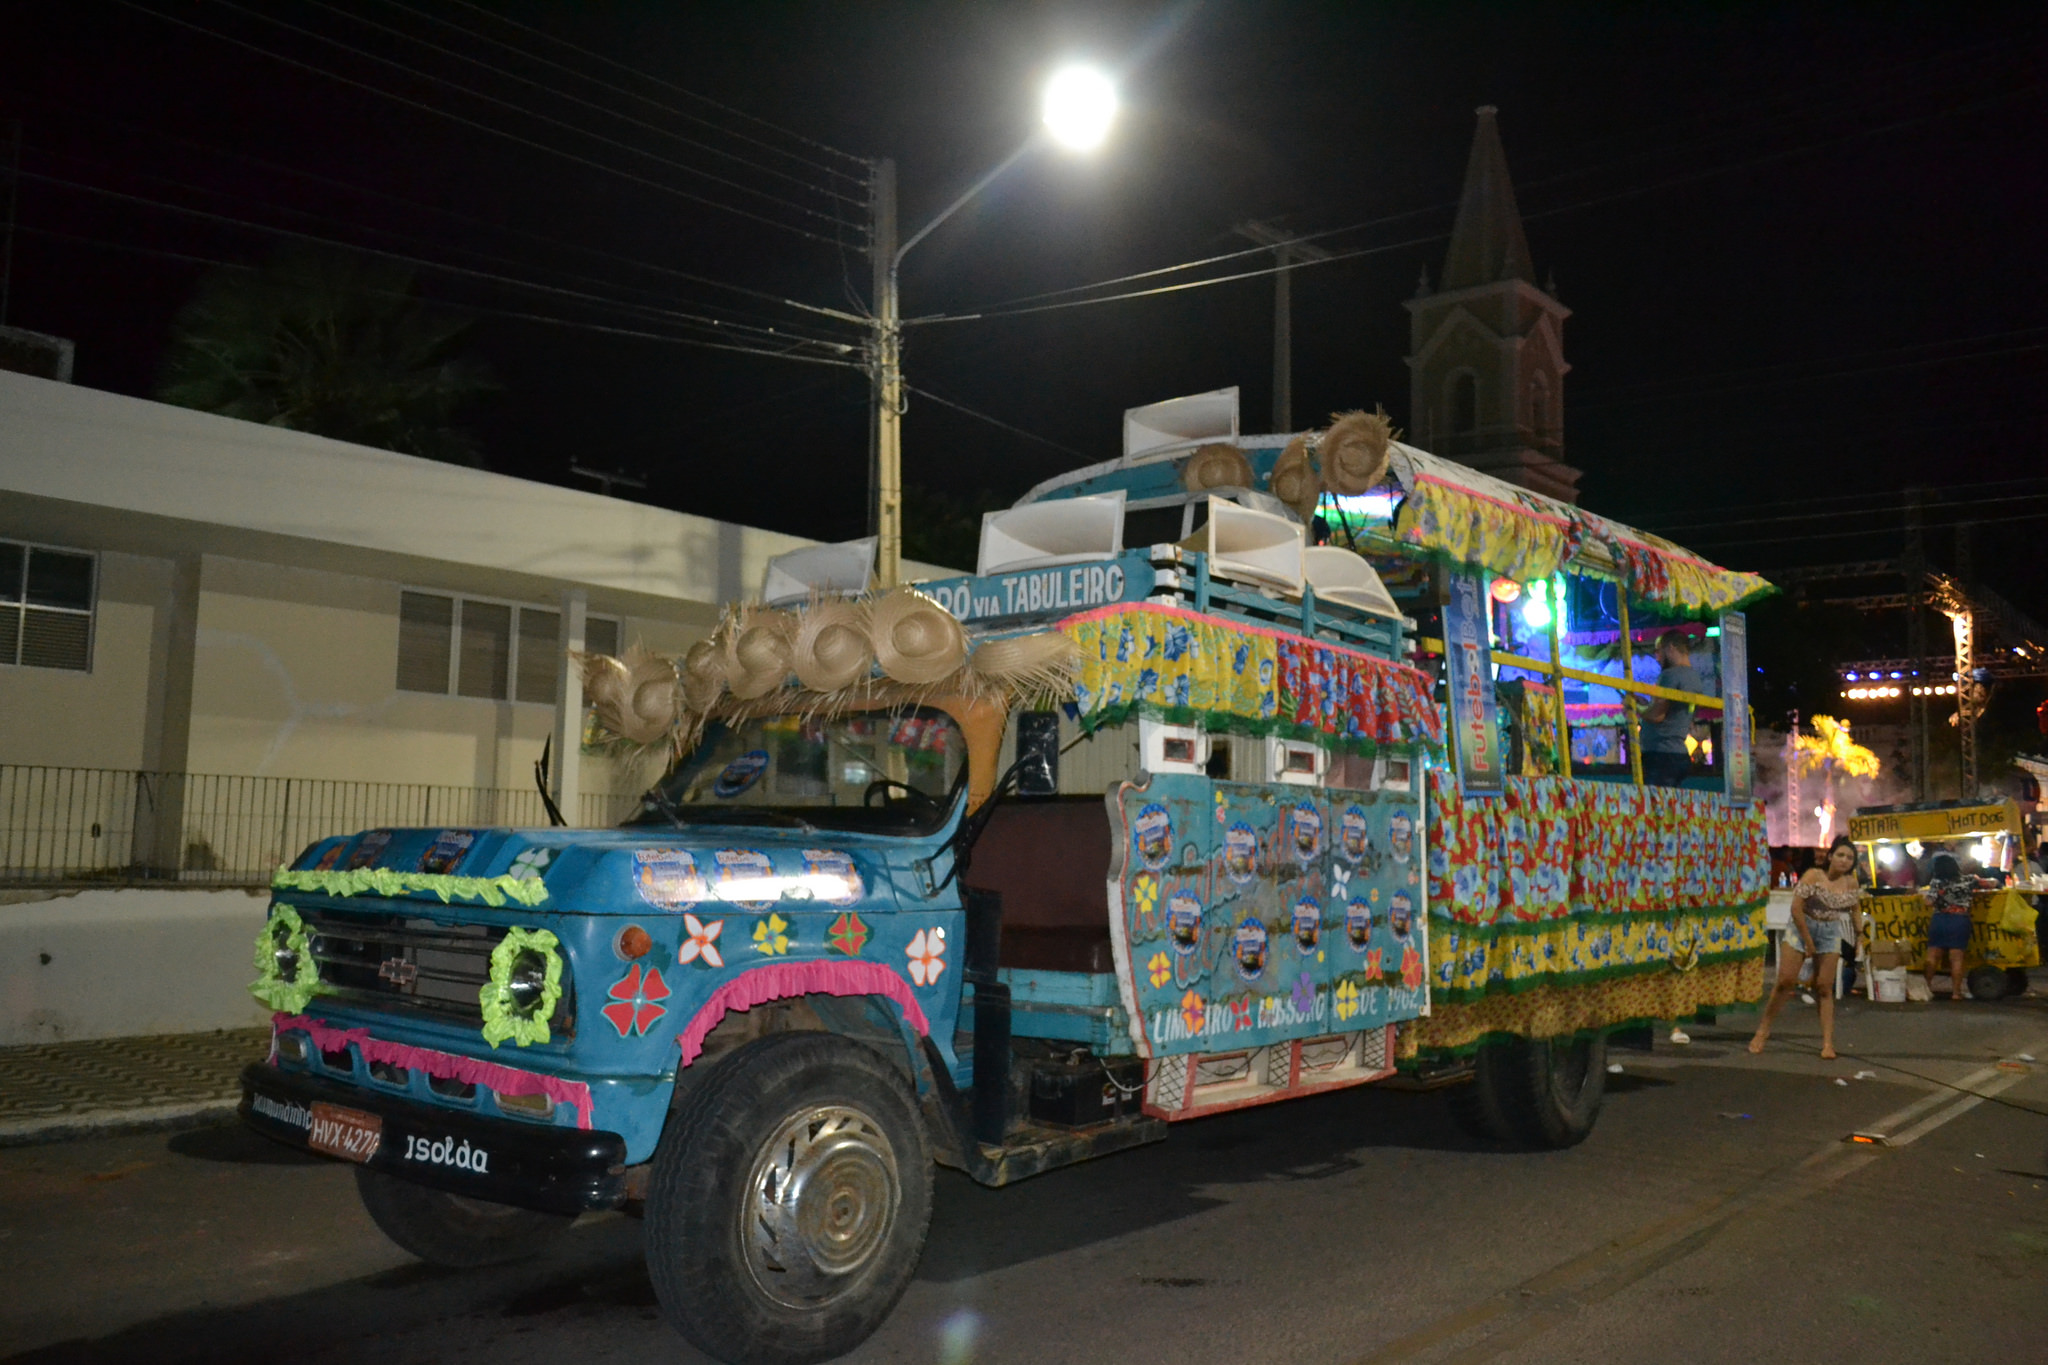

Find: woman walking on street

[1750,835,1861,1059]
[1921,851,1975,1000]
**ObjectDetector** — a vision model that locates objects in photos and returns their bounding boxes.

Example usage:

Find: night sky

[6,1,2045,629]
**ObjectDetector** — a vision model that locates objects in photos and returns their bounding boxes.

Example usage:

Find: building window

[0,539,96,671]
[397,590,619,703]
[1529,373,1551,440]
[1450,372,1478,433]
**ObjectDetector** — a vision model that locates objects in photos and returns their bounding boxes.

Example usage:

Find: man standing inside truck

[1640,629,1713,788]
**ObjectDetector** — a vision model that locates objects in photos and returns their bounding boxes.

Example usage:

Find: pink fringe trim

[270,1013,595,1130]
[675,961,932,1067]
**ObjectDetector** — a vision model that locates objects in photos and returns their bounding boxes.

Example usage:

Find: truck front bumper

[240,1063,629,1215]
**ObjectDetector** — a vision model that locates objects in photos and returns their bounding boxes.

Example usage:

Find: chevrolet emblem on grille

[378,957,419,987]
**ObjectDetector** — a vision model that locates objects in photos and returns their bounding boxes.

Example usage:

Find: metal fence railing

[0,766,645,888]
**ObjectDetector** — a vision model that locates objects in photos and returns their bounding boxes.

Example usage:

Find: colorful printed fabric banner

[1423,772,1769,1004]
[1061,604,1444,756]
[1595,526,1774,616]
[1390,474,1579,587]
[1441,573,1504,795]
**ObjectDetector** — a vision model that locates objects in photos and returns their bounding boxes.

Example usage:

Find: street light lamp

[867,65,1118,587]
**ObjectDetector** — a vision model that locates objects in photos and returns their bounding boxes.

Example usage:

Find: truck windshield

[627,707,968,835]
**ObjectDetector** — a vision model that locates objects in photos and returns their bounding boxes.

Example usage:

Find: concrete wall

[0,887,273,1044]
[0,549,170,771]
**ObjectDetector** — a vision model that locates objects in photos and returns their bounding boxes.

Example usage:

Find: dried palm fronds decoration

[1319,407,1396,495]
[970,631,1082,707]
[1180,442,1255,493]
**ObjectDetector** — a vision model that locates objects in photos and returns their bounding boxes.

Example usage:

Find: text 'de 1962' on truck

[241,394,1774,1364]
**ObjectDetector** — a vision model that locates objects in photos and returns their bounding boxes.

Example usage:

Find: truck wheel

[1966,966,2009,1001]
[645,1032,933,1365]
[353,1167,574,1267]
[1448,1034,1606,1149]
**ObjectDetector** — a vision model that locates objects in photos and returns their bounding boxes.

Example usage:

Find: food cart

[1849,798,2042,999]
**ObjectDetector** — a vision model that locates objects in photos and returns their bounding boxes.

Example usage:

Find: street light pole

[867,64,1116,589]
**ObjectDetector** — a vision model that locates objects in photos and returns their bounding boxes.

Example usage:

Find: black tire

[353,1166,574,1267]
[645,1032,934,1365]
[1966,966,2009,1001]
[2005,967,2031,997]
[1448,1033,1606,1149]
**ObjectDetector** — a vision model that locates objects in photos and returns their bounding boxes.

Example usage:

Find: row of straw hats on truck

[580,587,1078,749]
[1179,407,1397,520]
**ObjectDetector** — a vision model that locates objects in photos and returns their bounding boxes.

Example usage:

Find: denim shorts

[1792,914,1846,957]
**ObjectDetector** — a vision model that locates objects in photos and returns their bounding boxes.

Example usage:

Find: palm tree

[156,247,494,465]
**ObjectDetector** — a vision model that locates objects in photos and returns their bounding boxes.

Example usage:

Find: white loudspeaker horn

[1123,388,1239,462]
[977,491,1125,576]
[1181,494,1303,593]
[1303,545,1402,619]
[761,537,876,606]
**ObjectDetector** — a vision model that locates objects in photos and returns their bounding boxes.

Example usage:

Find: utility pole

[1954,522,1979,796]
[1237,221,1331,433]
[1902,487,1929,800]
[869,158,903,587]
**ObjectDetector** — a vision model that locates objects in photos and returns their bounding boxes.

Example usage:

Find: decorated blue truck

[242,401,1773,1364]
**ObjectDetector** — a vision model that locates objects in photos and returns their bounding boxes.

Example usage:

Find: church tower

[1404,107,1579,502]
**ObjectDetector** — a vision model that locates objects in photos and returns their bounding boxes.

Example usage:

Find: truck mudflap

[239,1063,629,1216]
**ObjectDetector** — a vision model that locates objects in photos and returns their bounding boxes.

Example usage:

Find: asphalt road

[4,990,2046,1365]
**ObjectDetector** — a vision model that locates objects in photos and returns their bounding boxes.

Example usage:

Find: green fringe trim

[1076,698,1444,761]
[1431,895,1769,939]
[1427,943,1767,1005]
[272,866,550,908]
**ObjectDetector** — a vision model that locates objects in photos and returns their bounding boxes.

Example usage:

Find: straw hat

[680,638,727,712]
[1319,408,1394,496]
[1267,433,1321,520]
[868,587,967,685]
[792,597,875,692]
[1180,442,1255,493]
[970,632,1080,691]
[581,647,679,745]
[725,609,800,700]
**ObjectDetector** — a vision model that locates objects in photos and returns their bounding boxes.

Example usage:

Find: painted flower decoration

[1230,998,1253,1031]
[1133,874,1159,917]
[828,912,869,957]
[601,963,671,1037]
[906,926,946,986]
[1147,952,1172,988]
[1180,989,1206,1034]
[1400,945,1424,989]
[678,913,724,968]
[752,912,791,956]
[1334,978,1362,1021]
[1291,971,1316,1015]
[1365,948,1384,980]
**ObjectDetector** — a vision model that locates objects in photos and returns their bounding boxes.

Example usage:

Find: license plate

[307,1102,384,1163]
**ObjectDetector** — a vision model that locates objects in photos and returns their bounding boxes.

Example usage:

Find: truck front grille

[300,908,575,1038]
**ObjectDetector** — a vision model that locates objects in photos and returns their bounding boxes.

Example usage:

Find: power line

[906,384,1089,459]
[440,0,871,176]
[304,0,863,210]
[1680,509,2048,551]
[199,0,859,230]
[38,144,858,347]
[20,169,858,357]
[116,1,855,248]
[1643,490,2048,539]
[1574,327,2048,404]
[16,223,863,369]
[25,102,863,326]
[370,0,867,201]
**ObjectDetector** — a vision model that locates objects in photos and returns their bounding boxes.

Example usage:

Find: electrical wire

[306,0,864,210]
[198,0,859,229]
[1677,509,2048,550]
[440,0,872,176]
[15,221,864,369]
[905,384,1089,459]
[1574,327,2048,405]
[115,0,855,247]
[370,0,868,199]
[37,144,860,348]
[19,169,857,356]
[23,102,865,325]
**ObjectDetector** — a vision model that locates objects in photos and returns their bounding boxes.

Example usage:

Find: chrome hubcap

[742,1104,899,1308]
